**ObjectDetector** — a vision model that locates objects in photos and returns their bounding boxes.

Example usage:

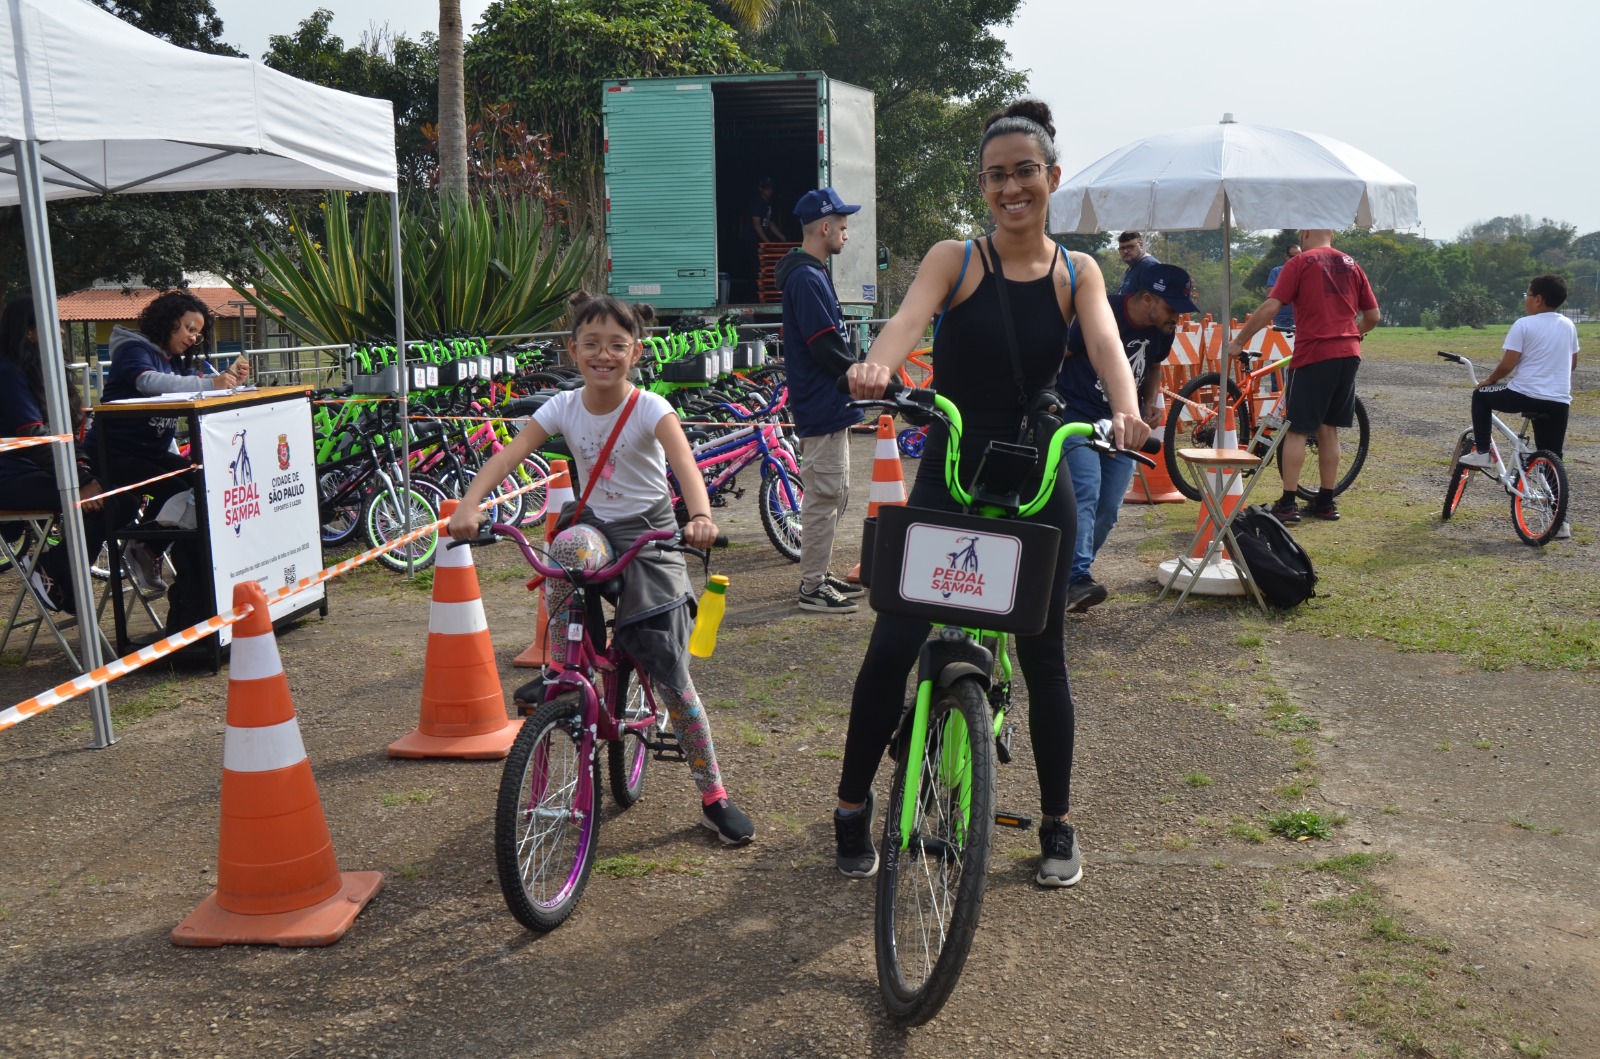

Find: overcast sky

[210,0,1600,242]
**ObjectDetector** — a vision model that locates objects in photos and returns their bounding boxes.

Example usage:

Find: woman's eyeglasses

[975,161,1047,193]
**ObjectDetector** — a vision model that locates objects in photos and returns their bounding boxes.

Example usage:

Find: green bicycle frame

[928,392,1094,517]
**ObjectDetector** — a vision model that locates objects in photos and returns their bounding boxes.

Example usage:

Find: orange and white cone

[514,460,573,668]
[389,499,517,759]
[1124,405,1186,504]
[173,580,383,947]
[848,415,907,583]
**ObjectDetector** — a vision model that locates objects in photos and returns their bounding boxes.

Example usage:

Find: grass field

[1365,322,1600,365]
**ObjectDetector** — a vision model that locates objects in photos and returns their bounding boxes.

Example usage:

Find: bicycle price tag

[567,622,584,643]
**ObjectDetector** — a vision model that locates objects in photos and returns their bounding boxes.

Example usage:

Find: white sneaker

[123,541,169,595]
[1456,450,1494,468]
[1555,521,1572,540]
[154,489,196,530]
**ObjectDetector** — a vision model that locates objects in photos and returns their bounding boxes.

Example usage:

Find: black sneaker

[798,581,859,613]
[1305,499,1341,521]
[834,789,879,878]
[700,797,755,846]
[823,572,865,599]
[1036,818,1083,888]
[1066,578,1108,613]
[1269,499,1302,524]
[28,568,70,613]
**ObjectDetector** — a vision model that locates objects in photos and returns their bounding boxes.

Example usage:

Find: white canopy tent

[2,0,406,747]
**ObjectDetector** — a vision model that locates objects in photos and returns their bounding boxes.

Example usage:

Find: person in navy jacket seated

[90,291,248,630]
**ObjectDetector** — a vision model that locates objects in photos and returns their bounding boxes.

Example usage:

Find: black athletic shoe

[700,797,755,846]
[1305,500,1341,521]
[1036,818,1083,888]
[1269,499,1302,524]
[823,572,865,599]
[28,569,70,613]
[834,789,879,878]
[1066,578,1108,613]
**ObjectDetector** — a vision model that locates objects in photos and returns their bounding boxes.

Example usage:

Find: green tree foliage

[264,10,440,189]
[745,0,1027,277]
[89,0,240,55]
[1437,285,1501,329]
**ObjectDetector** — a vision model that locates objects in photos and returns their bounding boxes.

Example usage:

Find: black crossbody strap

[984,235,1029,408]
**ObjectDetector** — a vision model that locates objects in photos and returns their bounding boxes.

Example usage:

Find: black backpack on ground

[1230,505,1317,609]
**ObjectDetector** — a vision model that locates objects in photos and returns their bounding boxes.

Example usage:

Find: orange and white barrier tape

[76,464,202,506]
[1,471,552,731]
[0,434,70,452]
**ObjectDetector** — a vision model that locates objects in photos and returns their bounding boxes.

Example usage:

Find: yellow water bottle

[689,575,729,659]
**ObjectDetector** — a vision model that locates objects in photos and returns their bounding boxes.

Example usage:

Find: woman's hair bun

[997,99,1054,142]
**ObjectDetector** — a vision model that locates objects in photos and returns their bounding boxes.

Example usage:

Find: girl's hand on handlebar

[1109,411,1152,453]
[447,505,486,541]
[845,361,893,400]
[682,515,721,550]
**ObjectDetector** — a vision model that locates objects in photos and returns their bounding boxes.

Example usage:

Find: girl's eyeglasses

[574,340,638,357]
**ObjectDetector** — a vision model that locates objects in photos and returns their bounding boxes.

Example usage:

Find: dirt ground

[1,351,1595,1058]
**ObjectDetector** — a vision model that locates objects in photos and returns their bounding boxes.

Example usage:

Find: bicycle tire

[607,665,655,809]
[1164,373,1251,502]
[516,453,552,527]
[758,470,804,563]
[0,522,35,575]
[1285,395,1370,501]
[364,485,439,571]
[874,676,996,1026]
[1442,429,1474,521]
[1512,449,1568,546]
[318,467,363,545]
[495,695,600,932]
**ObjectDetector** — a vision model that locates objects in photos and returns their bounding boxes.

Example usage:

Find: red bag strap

[569,387,642,524]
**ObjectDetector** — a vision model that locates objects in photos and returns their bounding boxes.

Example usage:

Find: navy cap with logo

[794,187,861,227]
[1133,263,1199,314]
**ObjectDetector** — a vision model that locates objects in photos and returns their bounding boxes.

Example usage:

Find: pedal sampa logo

[897,522,1023,615]
[224,429,261,536]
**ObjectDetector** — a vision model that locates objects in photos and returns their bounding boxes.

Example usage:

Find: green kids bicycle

[848,383,1158,1024]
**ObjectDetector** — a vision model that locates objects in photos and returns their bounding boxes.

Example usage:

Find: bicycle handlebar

[449,523,728,585]
[1437,351,1480,386]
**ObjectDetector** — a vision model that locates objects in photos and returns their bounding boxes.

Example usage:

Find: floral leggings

[545,530,726,806]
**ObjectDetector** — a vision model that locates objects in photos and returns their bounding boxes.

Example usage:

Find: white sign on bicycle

[897,522,1023,615]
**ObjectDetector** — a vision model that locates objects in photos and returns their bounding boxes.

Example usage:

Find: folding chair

[0,509,122,668]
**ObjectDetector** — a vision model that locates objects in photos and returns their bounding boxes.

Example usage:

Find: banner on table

[200,396,324,645]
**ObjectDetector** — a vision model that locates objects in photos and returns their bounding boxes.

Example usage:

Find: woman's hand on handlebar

[682,514,721,550]
[447,505,486,541]
[845,361,893,400]
[1109,410,1152,453]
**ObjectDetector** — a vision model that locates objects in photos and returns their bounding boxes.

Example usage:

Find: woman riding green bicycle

[833,99,1151,892]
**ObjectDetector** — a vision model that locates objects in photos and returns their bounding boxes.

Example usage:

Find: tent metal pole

[17,139,115,748]
[391,192,413,578]
[1220,194,1233,431]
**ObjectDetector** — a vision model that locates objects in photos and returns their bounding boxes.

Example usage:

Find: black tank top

[922,240,1073,485]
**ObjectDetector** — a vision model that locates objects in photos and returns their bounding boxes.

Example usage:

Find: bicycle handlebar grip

[1436,351,1466,363]
[1140,435,1163,455]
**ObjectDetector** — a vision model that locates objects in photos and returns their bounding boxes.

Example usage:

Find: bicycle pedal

[994,810,1034,831]
[995,724,1016,765]
[645,730,687,762]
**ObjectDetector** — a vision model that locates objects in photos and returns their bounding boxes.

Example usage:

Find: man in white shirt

[1458,273,1579,466]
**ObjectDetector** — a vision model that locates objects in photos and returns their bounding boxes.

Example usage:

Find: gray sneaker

[834,790,879,878]
[823,572,865,599]
[1555,520,1572,540]
[799,580,859,613]
[123,541,169,596]
[1036,818,1083,888]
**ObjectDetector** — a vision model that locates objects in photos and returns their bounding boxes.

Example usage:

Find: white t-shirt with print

[531,388,677,523]
[1504,312,1579,404]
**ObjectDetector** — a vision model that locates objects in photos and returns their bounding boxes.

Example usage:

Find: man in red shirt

[1230,229,1381,522]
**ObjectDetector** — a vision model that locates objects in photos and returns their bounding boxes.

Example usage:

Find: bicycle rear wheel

[874,676,996,1025]
[1164,373,1251,502]
[1285,395,1370,500]
[758,470,803,562]
[364,485,439,571]
[1442,429,1475,521]
[1512,450,1568,546]
[496,694,600,932]
[607,664,656,809]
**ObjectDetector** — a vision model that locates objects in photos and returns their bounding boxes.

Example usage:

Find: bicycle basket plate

[870,505,1060,635]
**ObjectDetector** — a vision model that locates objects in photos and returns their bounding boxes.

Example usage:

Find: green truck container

[601,71,876,317]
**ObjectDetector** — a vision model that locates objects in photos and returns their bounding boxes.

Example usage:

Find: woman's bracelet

[689,513,712,523]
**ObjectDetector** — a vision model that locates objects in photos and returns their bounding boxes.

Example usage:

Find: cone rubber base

[511,640,546,668]
[387,720,516,760]
[1124,482,1186,504]
[172,871,384,948]
[1156,558,1247,597]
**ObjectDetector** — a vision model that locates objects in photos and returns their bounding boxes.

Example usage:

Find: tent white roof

[0,0,398,205]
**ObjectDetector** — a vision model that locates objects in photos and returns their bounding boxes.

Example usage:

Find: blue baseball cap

[1133,263,1199,314]
[794,187,861,226]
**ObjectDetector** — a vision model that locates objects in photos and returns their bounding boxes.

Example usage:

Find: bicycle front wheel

[1442,429,1475,520]
[496,695,601,932]
[875,676,996,1025]
[1285,395,1370,500]
[364,485,439,571]
[1164,373,1251,502]
[1512,450,1568,546]
[759,470,804,562]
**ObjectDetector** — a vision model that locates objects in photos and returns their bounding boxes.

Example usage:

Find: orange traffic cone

[173,581,382,947]
[1124,407,1186,504]
[848,415,908,583]
[513,460,573,668]
[389,499,517,759]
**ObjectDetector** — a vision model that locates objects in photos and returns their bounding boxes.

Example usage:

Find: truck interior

[711,79,821,305]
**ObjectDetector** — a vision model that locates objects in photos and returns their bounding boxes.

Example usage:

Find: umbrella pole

[1220,196,1233,438]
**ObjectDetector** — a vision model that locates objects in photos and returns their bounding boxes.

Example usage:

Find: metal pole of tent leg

[1220,194,1233,430]
[391,192,413,578]
[17,140,115,748]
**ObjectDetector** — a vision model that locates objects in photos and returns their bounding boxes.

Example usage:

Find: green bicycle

[849,383,1158,1024]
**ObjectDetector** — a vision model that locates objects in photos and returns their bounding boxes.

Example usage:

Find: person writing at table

[91,291,248,630]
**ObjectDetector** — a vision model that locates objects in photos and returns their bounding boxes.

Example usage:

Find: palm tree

[437,0,468,198]
[713,0,834,46]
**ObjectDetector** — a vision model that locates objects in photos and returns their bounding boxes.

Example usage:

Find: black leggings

[836,472,1079,817]
[1470,385,1569,458]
